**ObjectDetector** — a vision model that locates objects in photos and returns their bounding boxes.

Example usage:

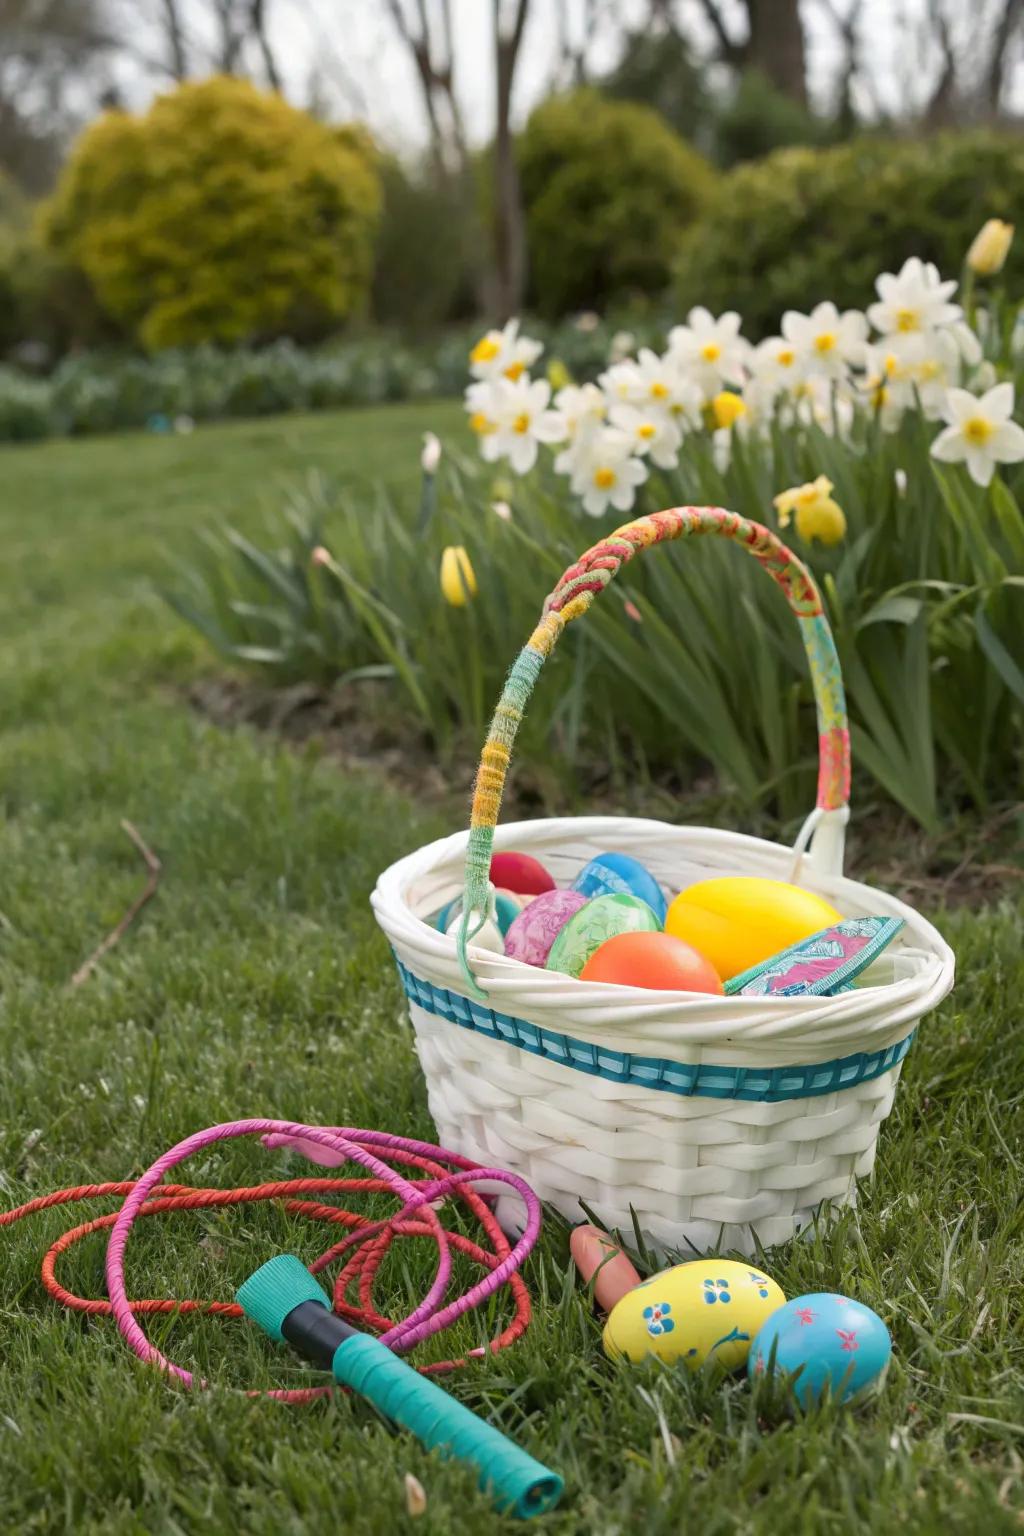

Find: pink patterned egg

[504,889,588,967]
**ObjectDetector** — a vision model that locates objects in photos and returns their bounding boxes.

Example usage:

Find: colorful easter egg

[572,852,668,925]
[580,931,724,993]
[438,890,522,937]
[569,1225,642,1313]
[725,915,904,997]
[490,851,556,897]
[504,889,589,967]
[603,1258,786,1370]
[546,894,660,979]
[748,1293,892,1405]
[445,908,505,954]
[666,877,843,982]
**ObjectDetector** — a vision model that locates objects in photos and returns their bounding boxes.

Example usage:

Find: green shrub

[519,89,715,316]
[41,76,381,351]
[713,69,839,167]
[372,156,476,331]
[676,131,1024,335]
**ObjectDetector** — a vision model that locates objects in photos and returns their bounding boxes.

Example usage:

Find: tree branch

[70,822,162,987]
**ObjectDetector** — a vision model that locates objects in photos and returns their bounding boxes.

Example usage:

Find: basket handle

[457,506,850,994]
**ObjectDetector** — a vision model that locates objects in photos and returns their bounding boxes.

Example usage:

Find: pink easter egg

[504,888,588,967]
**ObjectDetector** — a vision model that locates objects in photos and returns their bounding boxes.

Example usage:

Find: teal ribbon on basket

[395,959,913,1103]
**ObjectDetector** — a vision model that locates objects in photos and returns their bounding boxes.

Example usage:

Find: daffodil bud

[420,432,442,474]
[966,219,1014,277]
[440,545,477,607]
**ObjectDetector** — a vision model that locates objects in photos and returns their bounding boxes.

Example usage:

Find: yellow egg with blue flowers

[602,1259,785,1371]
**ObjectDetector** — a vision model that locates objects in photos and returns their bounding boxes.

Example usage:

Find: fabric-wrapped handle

[457,507,850,989]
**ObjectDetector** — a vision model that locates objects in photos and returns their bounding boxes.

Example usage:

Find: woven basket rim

[373,815,954,1060]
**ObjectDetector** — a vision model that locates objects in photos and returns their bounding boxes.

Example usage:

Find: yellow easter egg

[666,877,842,981]
[603,1259,786,1371]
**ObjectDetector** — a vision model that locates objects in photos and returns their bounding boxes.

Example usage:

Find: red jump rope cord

[1,1159,532,1401]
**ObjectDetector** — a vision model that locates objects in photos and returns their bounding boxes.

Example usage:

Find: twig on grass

[70,821,162,986]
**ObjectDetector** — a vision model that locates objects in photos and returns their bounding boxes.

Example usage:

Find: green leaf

[975,600,1024,704]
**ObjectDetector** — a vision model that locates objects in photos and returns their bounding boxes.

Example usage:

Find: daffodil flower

[867,257,961,340]
[930,382,1024,487]
[774,475,847,546]
[568,426,648,518]
[781,301,867,378]
[667,306,748,396]
[468,318,542,382]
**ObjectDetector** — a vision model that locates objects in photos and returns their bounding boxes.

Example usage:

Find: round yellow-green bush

[675,131,1024,335]
[42,77,381,350]
[518,89,715,316]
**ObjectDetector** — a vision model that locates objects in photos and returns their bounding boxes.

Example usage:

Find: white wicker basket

[372,509,955,1256]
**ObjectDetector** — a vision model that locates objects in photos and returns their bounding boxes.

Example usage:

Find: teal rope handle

[456,506,851,997]
[332,1334,564,1518]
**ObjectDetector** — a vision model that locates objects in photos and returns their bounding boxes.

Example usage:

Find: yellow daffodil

[773,474,847,546]
[966,219,1014,277]
[440,545,477,607]
[711,390,747,430]
[546,357,571,392]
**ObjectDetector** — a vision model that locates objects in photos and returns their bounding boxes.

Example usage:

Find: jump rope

[0,1119,563,1517]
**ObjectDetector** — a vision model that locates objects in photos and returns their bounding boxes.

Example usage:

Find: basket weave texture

[372,509,954,1255]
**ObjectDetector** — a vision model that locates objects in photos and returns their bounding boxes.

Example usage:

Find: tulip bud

[966,219,1014,277]
[440,545,477,607]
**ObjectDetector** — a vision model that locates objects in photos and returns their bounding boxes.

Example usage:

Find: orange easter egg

[579,931,724,994]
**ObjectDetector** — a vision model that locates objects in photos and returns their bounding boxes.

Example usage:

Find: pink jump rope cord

[104,1120,543,1393]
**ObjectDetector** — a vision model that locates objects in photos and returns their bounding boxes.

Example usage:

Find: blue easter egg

[748,1292,892,1406]
[571,852,667,925]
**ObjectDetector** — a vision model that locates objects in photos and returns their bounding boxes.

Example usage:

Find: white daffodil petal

[930,425,968,462]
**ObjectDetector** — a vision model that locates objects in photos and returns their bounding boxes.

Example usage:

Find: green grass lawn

[1,404,1022,1535]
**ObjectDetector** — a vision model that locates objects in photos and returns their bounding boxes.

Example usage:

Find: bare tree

[159,0,188,78]
[493,0,530,317]
[0,0,118,191]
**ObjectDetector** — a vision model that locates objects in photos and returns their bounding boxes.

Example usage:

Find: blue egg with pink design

[571,852,667,926]
[748,1292,892,1405]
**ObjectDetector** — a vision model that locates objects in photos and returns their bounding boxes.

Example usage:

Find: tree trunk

[493,0,529,318]
[159,0,188,78]
[745,0,807,103]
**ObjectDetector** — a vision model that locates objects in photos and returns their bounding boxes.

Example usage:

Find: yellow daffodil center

[503,361,525,381]
[470,336,500,365]
[593,467,616,489]
[963,416,994,445]
[650,381,669,399]
[637,423,656,440]
[512,413,531,434]
[700,341,722,363]
[777,347,795,367]
[895,307,919,332]
[470,412,496,435]
[814,332,837,354]
[917,359,941,381]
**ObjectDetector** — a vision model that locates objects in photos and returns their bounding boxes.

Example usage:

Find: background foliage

[40,77,381,351]
[165,407,1024,834]
[676,132,1024,335]
[518,89,716,318]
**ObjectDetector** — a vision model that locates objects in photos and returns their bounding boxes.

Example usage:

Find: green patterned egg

[546,893,659,978]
